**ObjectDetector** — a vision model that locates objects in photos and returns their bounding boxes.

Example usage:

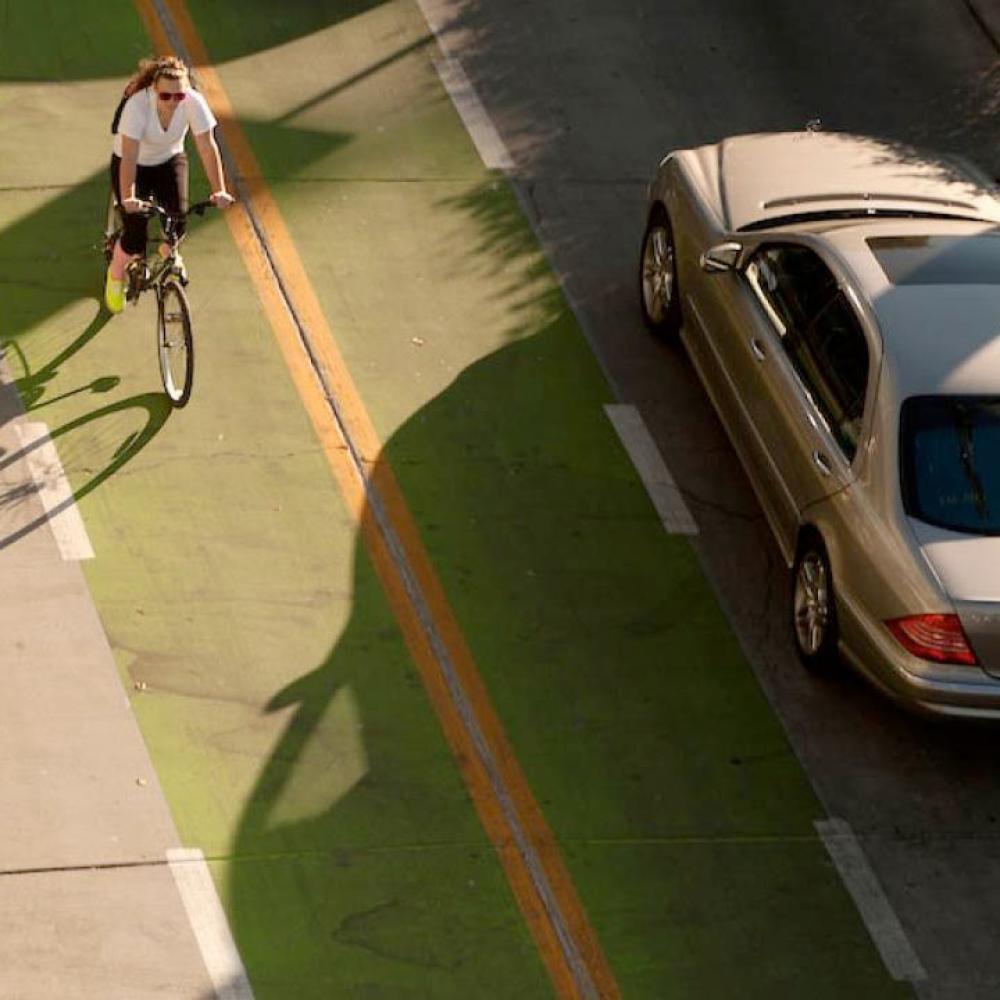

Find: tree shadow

[186,0,389,66]
[213,175,911,998]
[0,170,112,370]
[0,0,389,81]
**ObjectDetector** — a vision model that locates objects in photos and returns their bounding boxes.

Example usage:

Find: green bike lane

[1,0,908,996]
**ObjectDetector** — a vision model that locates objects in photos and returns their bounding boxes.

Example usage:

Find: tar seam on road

[815,819,927,983]
[13,421,95,560]
[137,1,619,996]
[962,0,1000,55]
[168,849,255,1000]
[604,404,698,535]
[0,858,172,879]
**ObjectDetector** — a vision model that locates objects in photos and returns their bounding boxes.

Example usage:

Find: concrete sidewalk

[0,367,216,999]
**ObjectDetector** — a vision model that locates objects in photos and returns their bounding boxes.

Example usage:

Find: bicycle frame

[119,199,214,302]
[103,197,213,303]
[99,197,214,409]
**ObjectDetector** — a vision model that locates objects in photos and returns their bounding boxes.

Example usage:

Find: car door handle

[749,338,767,361]
[812,450,832,476]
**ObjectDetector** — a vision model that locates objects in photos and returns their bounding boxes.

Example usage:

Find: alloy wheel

[794,551,830,656]
[641,226,675,324]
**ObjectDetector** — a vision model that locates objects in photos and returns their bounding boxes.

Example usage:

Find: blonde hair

[124,55,188,97]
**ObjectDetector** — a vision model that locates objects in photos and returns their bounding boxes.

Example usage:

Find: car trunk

[912,522,1000,678]
[957,603,1000,679]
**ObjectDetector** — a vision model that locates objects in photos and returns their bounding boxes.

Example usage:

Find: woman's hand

[210,190,235,209]
[122,196,148,214]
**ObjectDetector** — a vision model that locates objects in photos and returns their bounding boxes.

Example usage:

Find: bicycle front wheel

[157,279,194,407]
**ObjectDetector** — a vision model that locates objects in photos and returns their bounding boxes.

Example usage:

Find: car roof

[804,219,1000,400]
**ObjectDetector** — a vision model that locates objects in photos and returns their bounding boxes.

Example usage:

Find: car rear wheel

[792,534,840,672]
[639,207,682,337]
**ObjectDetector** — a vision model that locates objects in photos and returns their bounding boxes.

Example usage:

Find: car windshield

[901,396,1000,535]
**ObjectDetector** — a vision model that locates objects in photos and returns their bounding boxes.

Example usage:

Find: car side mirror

[700,242,743,273]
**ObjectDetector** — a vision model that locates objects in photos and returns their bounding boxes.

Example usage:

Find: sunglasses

[157,91,187,102]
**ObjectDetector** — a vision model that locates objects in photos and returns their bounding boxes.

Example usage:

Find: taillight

[885,614,978,666]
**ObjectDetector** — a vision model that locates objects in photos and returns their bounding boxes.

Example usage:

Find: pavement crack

[962,0,1000,55]
[0,858,169,879]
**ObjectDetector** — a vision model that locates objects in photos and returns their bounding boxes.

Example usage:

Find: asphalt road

[425,1,1000,997]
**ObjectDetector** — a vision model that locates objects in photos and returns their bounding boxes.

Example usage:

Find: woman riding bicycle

[105,55,234,314]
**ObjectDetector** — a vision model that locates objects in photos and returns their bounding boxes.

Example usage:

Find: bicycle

[103,198,215,408]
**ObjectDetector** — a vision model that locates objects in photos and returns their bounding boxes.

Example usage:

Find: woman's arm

[119,136,142,210]
[193,130,234,207]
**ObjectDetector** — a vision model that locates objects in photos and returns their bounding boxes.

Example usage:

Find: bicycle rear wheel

[157,279,194,407]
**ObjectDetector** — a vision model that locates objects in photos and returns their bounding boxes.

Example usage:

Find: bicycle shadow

[0,365,172,552]
[2,312,113,410]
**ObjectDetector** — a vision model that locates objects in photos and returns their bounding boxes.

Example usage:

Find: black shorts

[110,152,189,255]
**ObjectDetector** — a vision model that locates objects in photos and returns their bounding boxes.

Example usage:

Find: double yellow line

[134,2,619,995]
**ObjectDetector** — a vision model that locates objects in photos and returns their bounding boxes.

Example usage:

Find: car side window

[746,245,870,462]
[745,245,837,336]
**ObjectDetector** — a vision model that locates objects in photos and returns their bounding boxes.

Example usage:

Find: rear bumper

[838,592,1000,719]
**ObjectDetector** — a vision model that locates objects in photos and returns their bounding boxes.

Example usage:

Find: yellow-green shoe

[104,269,124,314]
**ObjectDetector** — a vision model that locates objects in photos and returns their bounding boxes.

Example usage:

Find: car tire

[639,206,682,337]
[791,533,840,672]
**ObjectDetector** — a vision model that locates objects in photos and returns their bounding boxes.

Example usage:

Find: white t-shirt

[112,87,216,166]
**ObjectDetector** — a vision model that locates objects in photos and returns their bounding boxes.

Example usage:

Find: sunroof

[868,235,1000,285]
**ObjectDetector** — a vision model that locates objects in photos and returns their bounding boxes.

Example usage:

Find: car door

[669,186,750,442]
[670,204,792,540]
[684,239,838,551]
[740,243,871,538]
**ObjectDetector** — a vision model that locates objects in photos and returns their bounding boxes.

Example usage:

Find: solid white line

[167,848,255,1000]
[604,404,698,535]
[815,819,927,982]
[430,54,515,171]
[14,422,95,561]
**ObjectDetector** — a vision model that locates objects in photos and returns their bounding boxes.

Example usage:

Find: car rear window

[868,235,1000,285]
[901,396,1000,535]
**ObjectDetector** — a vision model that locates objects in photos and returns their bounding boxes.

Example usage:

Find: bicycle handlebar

[131,198,217,221]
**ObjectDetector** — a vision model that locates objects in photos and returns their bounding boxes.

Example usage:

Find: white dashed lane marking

[167,848,255,1000]
[604,404,698,536]
[815,819,927,983]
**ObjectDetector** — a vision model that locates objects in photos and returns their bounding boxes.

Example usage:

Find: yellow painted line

[134,2,620,996]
